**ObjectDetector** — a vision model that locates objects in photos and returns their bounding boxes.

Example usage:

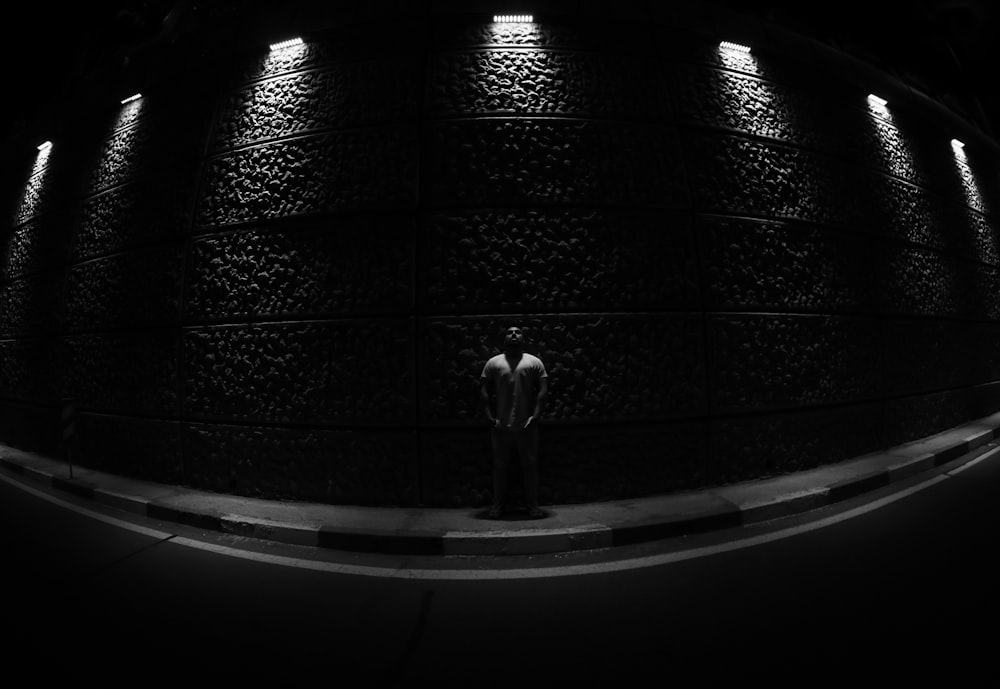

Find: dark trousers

[491,425,540,510]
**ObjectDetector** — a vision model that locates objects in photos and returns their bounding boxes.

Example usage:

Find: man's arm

[533,376,548,418]
[480,378,497,426]
[525,375,548,428]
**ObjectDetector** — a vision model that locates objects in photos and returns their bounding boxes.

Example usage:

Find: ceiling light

[867,94,887,108]
[951,138,965,149]
[37,141,52,151]
[120,93,142,104]
[493,14,533,23]
[269,37,303,51]
[720,41,751,53]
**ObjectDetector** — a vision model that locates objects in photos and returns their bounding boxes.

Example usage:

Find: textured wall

[3,9,1000,508]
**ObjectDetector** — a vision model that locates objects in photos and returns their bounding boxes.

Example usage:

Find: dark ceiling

[2,1,998,143]
[720,0,1000,136]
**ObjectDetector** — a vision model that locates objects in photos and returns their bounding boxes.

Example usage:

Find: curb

[2,416,999,556]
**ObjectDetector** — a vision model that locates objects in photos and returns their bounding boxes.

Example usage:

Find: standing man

[479,325,548,519]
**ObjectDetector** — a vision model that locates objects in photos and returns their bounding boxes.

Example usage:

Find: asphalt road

[2,442,998,686]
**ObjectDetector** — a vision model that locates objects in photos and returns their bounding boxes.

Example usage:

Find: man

[479,325,548,519]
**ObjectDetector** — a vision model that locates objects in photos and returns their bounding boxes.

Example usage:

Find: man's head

[503,326,525,350]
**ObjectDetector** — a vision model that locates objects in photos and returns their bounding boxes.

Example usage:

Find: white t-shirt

[481,352,548,428]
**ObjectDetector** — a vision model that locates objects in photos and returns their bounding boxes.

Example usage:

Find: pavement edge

[1,416,999,556]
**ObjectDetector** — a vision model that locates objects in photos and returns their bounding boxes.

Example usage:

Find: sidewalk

[3,412,999,556]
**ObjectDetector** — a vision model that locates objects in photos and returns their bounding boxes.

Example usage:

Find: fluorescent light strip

[951,138,965,148]
[120,93,142,104]
[867,94,888,107]
[37,141,52,151]
[269,37,303,51]
[720,41,751,53]
[493,14,533,23]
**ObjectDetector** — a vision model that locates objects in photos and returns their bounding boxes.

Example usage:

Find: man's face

[504,327,524,347]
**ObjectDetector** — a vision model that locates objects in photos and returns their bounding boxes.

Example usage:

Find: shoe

[487,505,504,519]
[526,507,545,519]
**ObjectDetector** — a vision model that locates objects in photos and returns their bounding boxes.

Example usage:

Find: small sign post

[61,398,75,479]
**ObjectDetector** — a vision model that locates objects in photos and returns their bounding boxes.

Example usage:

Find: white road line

[0,471,172,540]
[171,536,412,577]
[3,446,996,581]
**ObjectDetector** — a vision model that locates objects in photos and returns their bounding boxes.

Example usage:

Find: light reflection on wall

[261,38,309,75]
[718,44,760,75]
[487,18,544,45]
[15,143,54,226]
[242,68,321,138]
[864,94,919,180]
[715,44,777,143]
[240,38,317,131]
[33,141,52,173]
[94,106,145,193]
[111,97,144,134]
[950,139,986,213]
[878,129,921,325]
[460,48,565,115]
[469,19,559,116]
[868,94,917,182]
[78,98,149,309]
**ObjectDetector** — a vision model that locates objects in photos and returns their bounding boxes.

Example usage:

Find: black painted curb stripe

[0,457,25,475]
[611,510,743,547]
[145,503,224,531]
[51,475,95,500]
[934,441,971,466]
[738,490,833,525]
[826,471,891,502]
[317,528,445,555]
